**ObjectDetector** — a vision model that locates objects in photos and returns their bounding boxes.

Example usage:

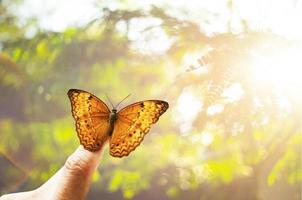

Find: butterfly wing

[68,89,111,151]
[109,100,169,157]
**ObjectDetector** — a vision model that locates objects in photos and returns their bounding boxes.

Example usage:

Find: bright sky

[17,0,100,31]
[16,0,302,41]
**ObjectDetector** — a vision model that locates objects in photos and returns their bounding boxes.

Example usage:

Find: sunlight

[250,46,302,94]
[277,97,291,112]
[17,0,99,31]
[190,131,213,146]
[176,88,202,134]
[127,18,174,54]
[201,131,213,146]
[235,0,302,41]
[222,83,244,103]
[207,104,224,116]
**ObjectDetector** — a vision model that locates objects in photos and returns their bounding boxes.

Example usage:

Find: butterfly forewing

[109,100,169,157]
[68,89,111,151]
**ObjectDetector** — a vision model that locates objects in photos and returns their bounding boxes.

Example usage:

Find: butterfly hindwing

[109,100,169,157]
[68,89,111,151]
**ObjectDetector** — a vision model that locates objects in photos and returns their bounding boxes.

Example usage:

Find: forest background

[0,0,301,199]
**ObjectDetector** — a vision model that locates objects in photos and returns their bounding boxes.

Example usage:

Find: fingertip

[63,145,104,177]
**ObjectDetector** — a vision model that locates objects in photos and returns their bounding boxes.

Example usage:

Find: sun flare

[250,46,302,93]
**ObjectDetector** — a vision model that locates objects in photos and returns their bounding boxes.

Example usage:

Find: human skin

[0,144,105,200]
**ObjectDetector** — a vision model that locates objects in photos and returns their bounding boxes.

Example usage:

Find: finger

[51,145,105,200]
[0,190,39,200]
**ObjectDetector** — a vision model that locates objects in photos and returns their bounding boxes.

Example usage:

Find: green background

[0,0,301,199]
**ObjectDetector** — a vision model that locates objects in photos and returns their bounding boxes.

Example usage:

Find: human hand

[0,145,104,200]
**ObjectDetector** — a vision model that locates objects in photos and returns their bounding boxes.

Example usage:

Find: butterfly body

[68,89,168,157]
[108,109,118,136]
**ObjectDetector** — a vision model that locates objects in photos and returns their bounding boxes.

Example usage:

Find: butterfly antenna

[116,94,131,109]
[105,94,115,109]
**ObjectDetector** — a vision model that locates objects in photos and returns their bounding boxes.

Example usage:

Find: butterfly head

[112,108,117,113]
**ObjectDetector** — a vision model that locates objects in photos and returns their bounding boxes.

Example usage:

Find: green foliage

[109,169,148,199]
[268,132,302,186]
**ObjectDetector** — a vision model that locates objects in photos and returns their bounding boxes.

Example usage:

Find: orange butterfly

[67,89,169,157]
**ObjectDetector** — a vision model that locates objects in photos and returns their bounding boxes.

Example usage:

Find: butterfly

[67,89,169,157]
